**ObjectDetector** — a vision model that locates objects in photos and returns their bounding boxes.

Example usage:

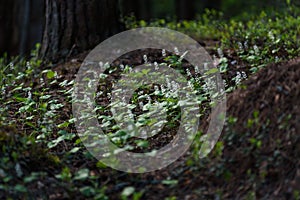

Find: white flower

[139,101,144,109]
[40,78,44,85]
[203,78,216,93]
[162,49,166,57]
[223,79,227,87]
[107,93,111,99]
[26,61,31,70]
[244,41,248,49]
[1,87,6,97]
[253,45,259,55]
[186,68,192,77]
[235,72,242,85]
[161,85,166,93]
[268,31,275,41]
[237,42,243,51]
[166,78,171,90]
[213,57,220,67]
[120,64,124,71]
[154,62,159,70]
[174,47,180,55]
[143,55,148,64]
[9,62,14,70]
[128,112,134,120]
[27,91,32,99]
[241,71,247,79]
[217,48,224,58]
[194,66,200,75]
[138,90,144,95]
[188,81,194,90]
[147,95,151,104]
[171,81,178,91]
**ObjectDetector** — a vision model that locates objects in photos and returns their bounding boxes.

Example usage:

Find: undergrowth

[0,7,299,199]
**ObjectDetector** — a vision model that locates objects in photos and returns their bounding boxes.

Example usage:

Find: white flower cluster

[238,42,243,52]
[186,68,192,78]
[234,71,247,85]
[165,78,180,98]
[253,45,259,55]
[217,48,224,58]
[202,77,216,94]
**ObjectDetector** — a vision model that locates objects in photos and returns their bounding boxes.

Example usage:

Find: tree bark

[40,0,123,62]
[0,0,44,57]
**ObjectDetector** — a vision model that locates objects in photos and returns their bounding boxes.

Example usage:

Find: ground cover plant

[0,6,300,199]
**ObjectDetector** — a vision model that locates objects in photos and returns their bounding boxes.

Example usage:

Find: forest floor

[1,35,300,199]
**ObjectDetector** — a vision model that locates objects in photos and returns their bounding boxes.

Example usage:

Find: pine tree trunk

[40,0,122,62]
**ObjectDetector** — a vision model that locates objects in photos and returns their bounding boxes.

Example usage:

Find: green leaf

[69,147,80,153]
[136,140,149,148]
[122,186,135,197]
[162,179,178,186]
[50,103,64,110]
[40,95,51,100]
[14,184,27,193]
[46,70,56,79]
[57,121,70,128]
[96,161,107,169]
[204,67,219,75]
[74,168,89,181]
[24,172,39,183]
[80,186,96,197]
[47,132,75,148]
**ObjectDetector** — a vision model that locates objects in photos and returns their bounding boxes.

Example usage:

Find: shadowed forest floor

[0,34,299,199]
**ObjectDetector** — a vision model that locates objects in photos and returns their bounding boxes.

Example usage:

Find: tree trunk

[19,0,30,55]
[40,0,123,62]
[0,0,44,57]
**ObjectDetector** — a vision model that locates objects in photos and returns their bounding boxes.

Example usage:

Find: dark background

[0,0,295,57]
